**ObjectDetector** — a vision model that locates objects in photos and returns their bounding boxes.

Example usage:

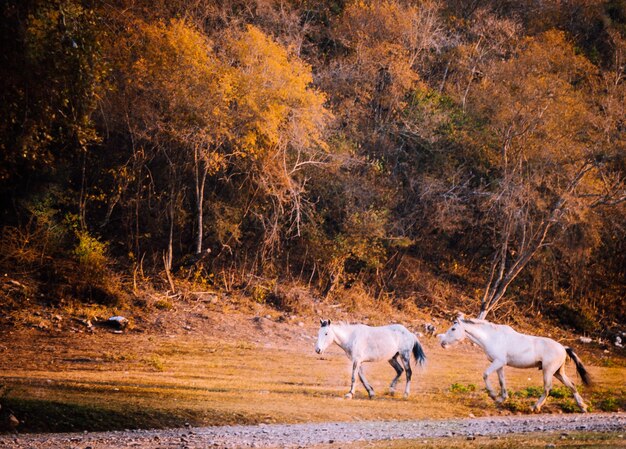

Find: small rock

[469,413,475,418]
[578,336,592,344]
[298,322,304,327]
[107,316,129,329]
[53,314,62,321]
[546,444,556,449]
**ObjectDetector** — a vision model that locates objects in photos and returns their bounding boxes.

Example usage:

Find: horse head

[437,315,467,348]
[315,319,334,354]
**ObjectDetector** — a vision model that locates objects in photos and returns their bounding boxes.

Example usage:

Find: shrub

[73,230,107,274]
[502,397,529,413]
[154,298,173,311]
[560,399,579,413]
[551,304,599,334]
[549,386,571,399]
[266,283,314,314]
[595,397,620,412]
[517,386,543,398]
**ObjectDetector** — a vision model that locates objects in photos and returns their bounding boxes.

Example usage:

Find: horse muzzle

[315,347,322,354]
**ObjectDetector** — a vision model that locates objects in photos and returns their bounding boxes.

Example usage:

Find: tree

[325,0,444,132]
[0,0,105,206]
[103,17,232,263]
[467,31,625,318]
[219,24,331,256]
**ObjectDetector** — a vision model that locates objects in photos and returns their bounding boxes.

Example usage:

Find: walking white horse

[437,314,591,412]
[315,320,426,399]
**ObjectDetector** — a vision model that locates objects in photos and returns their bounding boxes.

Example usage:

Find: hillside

[1,0,625,385]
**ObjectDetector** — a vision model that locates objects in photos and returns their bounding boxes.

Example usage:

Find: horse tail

[565,347,592,386]
[412,337,426,367]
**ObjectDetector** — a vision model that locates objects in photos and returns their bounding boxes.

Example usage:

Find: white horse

[315,319,426,399]
[437,314,591,412]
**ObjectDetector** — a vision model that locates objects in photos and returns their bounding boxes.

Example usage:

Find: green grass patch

[549,385,571,399]
[590,388,626,412]
[516,386,543,398]
[449,383,476,394]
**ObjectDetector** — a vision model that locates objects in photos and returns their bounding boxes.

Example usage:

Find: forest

[1,0,625,333]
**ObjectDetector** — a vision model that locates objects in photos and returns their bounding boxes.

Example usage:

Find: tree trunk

[194,147,208,255]
[164,198,176,293]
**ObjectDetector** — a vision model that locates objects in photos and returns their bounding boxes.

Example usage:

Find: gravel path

[1,413,624,448]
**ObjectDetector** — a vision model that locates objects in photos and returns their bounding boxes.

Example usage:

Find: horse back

[352,324,414,361]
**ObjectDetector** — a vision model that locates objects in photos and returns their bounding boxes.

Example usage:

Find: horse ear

[320,319,324,327]
[455,312,465,322]
[328,319,331,325]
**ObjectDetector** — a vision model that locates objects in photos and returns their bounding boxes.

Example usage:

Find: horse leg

[555,365,588,412]
[388,354,404,395]
[496,367,508,403]
[345,361,360,399]
[483,360,505,401]
[400,351,412,398]
[533,367,554,412]
[358,366,375,399]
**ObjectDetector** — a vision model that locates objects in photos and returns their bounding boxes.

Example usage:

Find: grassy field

[0,312,624,433]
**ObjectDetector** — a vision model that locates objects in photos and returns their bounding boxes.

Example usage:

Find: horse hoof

[389,389,396,396]
[403,393,409,399]
[344,393,353,399]
[368,394,375,400]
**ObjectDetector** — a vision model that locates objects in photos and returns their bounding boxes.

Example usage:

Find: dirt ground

[0,301,624,447]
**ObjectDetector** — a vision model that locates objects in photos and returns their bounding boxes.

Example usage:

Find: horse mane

[331,321,351,327]
[461,318,498,329]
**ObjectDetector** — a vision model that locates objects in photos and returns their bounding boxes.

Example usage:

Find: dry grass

[310,432,626,449]
[0,314,624,432]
